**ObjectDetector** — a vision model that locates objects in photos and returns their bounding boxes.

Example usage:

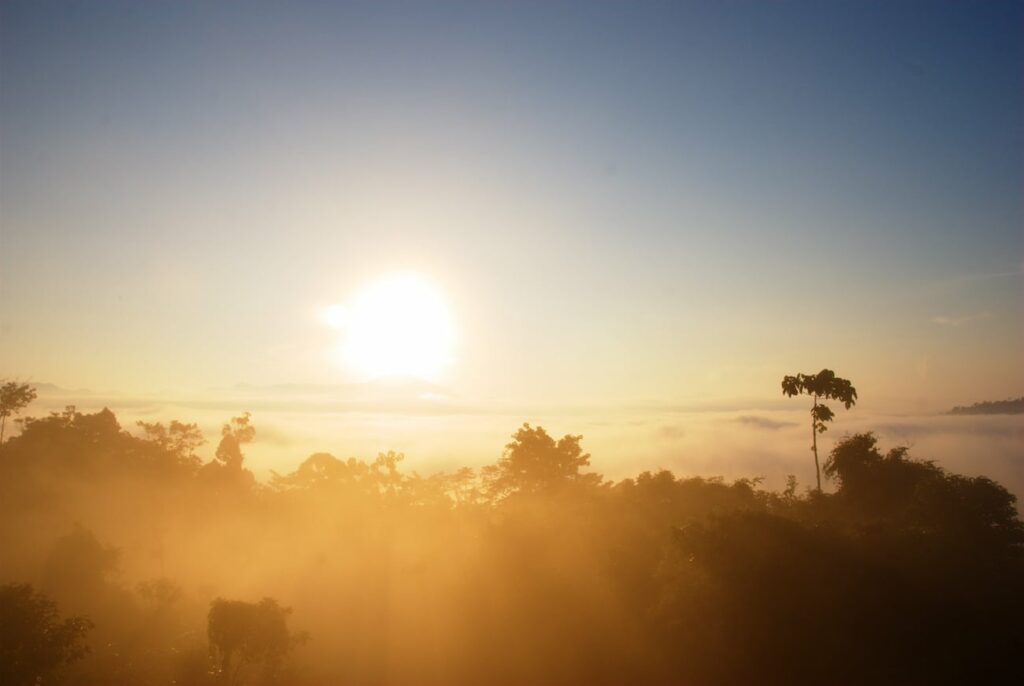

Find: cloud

[931,311,991,327]
[910,265,1023,301]
[28,382,804,421]
[656,425,687,440]
[250,423,298,447]
[871,415,1024,441]
[733,415,798,430]
[18,384,1024,508]
[929,266,1023,292]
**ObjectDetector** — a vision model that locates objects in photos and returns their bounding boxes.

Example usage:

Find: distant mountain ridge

[949,397,1024,415]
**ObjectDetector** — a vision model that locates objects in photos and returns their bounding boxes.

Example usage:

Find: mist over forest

[3,1,1023,684]
[2,386,1022,685]
[22,382,1024,506]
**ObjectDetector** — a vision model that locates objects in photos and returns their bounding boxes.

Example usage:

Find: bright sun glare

[322,274,455,380]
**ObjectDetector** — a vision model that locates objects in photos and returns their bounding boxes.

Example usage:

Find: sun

[322,273,455,380]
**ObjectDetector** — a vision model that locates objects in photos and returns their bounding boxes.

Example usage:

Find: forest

[1,388,1022,685]
[949,397,1024,415]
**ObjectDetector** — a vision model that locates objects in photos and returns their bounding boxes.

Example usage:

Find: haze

[1,2,1022,685]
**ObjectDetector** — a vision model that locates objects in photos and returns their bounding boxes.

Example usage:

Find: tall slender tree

[781,369,857,491]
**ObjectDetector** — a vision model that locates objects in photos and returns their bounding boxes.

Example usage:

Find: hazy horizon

[2,3,1023,683]
[11,380,1020,505]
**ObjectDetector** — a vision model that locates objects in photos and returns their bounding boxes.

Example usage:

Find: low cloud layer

[19,384,1024,508]
[733,415,798,431]
[931,311,992,327]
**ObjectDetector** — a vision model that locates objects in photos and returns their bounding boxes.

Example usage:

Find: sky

[1,1,1022,483]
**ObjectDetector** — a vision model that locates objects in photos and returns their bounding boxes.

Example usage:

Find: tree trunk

[812,396,821,491]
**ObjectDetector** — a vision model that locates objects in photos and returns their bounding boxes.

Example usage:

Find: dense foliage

[0,406,1021,684]
[0,583,91,686]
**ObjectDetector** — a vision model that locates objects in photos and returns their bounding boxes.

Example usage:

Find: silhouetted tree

[215,413,255,470]
[366,450,400,494]
[825,432,1024,544]
[0,381,36,444]
[208,597,305,684]
[271,452,350,491]
[482,423,601,499]
[199,413,257,492]
[0,406,207,487]
[781,369,857,490]
[137,419,205,472]
[0,583,91,686]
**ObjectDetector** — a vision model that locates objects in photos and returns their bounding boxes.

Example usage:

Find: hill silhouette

[949,397,1024,415]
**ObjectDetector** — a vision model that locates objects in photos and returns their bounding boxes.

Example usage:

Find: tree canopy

[0,583,92,686]
[782,369,858,490]
[481,423,602,499]
[0,398,1021,684]
[0,381,37,444]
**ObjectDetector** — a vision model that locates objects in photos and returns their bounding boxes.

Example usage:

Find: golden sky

[1,2,1021,485]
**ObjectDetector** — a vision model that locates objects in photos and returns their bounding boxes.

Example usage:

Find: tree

[825,432,1024,544]
[208,597,306,684]
[481,423,601,499]
[214,413,256,470]
[137,419,205,472]
[0,583,92,686]
[199,413,257,491]
[781,369,857,491]
[0,381,37,444]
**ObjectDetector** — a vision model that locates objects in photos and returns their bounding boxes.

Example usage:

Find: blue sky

[2,1,1021,412]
